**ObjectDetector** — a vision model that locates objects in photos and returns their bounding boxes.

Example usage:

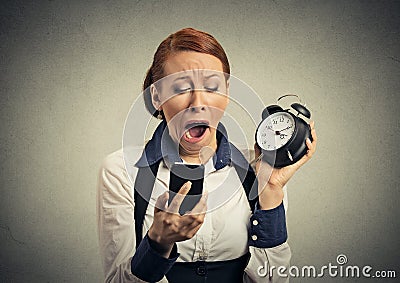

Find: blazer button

[196,265,207,276]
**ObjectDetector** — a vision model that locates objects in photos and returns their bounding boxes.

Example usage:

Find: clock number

[279,116,284,122]
[280,134,285,139]
[273,120,277,125]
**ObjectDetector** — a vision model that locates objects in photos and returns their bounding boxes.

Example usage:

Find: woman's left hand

[255,121,317,210]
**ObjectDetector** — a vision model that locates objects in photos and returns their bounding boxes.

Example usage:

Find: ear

[150,84,162,110]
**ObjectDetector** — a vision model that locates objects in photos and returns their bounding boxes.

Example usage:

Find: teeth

[185,131,193,139]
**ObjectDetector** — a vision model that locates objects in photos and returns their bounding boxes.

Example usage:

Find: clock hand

[274,131,289,136]
[267,126,274,132]
[280,125,293,132]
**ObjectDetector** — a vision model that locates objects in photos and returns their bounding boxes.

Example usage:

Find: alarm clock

[255,96,312,168]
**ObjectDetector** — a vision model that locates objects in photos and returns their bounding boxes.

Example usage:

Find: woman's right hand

[148,181,207,258]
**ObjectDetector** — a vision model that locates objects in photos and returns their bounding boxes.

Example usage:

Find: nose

[188,90,206,113]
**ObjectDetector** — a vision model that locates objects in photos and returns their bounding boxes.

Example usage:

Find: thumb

[154,192,169,214]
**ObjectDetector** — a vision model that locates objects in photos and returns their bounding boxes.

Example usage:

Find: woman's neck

[179,141,217,164]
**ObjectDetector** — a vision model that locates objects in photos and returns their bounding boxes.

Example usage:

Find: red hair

[143,28,230,117]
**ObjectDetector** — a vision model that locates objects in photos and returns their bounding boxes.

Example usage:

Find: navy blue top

[131,121,287,282]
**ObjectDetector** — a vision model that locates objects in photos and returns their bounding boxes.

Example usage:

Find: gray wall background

[1,0,399,282]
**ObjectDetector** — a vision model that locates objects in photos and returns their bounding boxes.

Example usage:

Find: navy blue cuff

[131,234,179,282]
[248,202,287,248]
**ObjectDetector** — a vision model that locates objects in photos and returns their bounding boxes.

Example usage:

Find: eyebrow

[204,74,221,79]
[172,73,222,82]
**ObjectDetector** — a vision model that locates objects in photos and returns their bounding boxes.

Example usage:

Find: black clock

[255,96,312,168]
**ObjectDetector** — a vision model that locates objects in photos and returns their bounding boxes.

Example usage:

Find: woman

[97,28,317,283]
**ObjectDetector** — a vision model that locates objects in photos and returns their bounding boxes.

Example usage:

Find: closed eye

[173,87,192,94]
[204,86,219,92]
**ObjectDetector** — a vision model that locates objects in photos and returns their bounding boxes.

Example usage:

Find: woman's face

[151,51,229,154]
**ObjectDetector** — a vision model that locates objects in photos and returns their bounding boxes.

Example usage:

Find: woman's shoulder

[99,147,144,188]
[98,147,146,207]
[100,149,124,171]
[101,147,143,170]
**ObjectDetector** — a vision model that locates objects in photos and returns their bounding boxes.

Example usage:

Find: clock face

[256,112,295,151]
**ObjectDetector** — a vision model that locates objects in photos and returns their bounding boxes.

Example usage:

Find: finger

[188,191,208,215]
[305,121,317,154]
[307,131,317,156]
[178,192,207,233]
[180,211,206,228]
[180,209,206,232]
[292,136,316,170]
[167,181,191,214]
[186,222,203,239]
[310,121,317,144]
[311,127,317,147]
[154,191,169,213]
[310,120,315,130]
[306,138,313,152]
[292,152,310,170]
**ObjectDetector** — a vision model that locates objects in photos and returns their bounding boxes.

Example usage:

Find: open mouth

[183,121,210,143]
